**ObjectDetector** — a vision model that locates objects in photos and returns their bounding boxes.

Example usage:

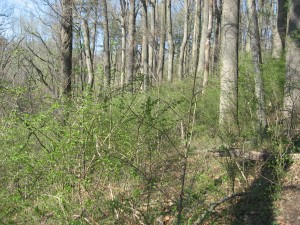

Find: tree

[219,0,240,129]
[272,0,288,58]
[277,0,288,51]
[82,18,94,89]
[191,0,201,77]
[202,0,213,93]
[61,0,73,96]
[148,0,156,83]
[141,0,149,90]
[198,0,210,81]
[157,0,166,83]
[166,0,174,82]
[102,0,111,88]
[177,0,189,79]
[248,0,267,136]
[212,0,222,72]
[120,0,127,88]
[283,0,300,132]
[259,0,272,50]
[272,0,283,58]
[126,0,135,90]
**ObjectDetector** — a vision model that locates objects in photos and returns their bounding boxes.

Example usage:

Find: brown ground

[276,161,300,225]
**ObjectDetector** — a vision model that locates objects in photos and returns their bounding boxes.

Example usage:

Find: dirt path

[276,161,300,225]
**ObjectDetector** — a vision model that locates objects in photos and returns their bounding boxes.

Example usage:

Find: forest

[0,0,300,224]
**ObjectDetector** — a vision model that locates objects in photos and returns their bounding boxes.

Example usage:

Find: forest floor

[275,160,300,225]
[210,153,300,225]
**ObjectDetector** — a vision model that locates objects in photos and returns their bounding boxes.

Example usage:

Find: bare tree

[272,0,287,58]
[120,0,127,88]
[102,0,111,88]
[277,0,288,51]
[212,0,222,72]
[126,0,135,90]
[202,0,213,93]
[141,0,149,90]
[198,0,210,79]
[219,0,240,129]
[248,0,267,136]
[61,0,73,96]
[283,0,300,132]
[157,0,166,83]
[191,0,201,77]
[177,0,189,79]
[166,0,174,82]
[82,19,94,89]
[149,0,156,83]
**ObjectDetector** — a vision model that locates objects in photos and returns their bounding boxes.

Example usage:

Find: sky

[1,0,51,38]
[2,0,37,22]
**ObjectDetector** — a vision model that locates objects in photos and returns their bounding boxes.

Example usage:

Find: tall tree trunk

[157,0,166,83]
[202,0,213,93]
[219,0,240,129]
[191,0,201,77]
[82,19,94,89]
[258,0,265,48]
[120,0,126,88]
[248,0,267,137]
[277,0,288,51]
[178,0,189,79]
[212,0,222,72]
[149,0,156,83]
[141,0,149,90]
[197,0,209,81]
[102,0,111,88]
[79,28,85,91]
[91,4,98,64]
[91,21,97,64]
[272,0,283,58]
[283,0,300,132]
[166,0,174,82]
[61,0,73,96]
[126,0,135,91]
[245,0,251,52]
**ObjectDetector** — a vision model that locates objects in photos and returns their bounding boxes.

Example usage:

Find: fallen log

[211,148,300,162]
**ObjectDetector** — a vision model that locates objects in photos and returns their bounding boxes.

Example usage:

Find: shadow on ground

[230,160,279,225]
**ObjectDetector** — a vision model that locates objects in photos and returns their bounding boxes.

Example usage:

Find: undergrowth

[0,55,294,224]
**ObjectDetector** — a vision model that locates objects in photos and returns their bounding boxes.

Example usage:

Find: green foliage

[237,54,286,140]
[0,55,290,224]
[0,84,190,223]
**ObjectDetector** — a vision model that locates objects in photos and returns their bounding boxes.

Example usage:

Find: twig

[193,192,250,225]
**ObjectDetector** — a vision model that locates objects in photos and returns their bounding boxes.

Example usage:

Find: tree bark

[259,0,272,50]
[248,0,267,136]
[102,0,111,88]
[283,0,300,131]
[141,0,149,90]
[277,0,288,51]
[166,0,174,82]
[126,0,135,91]
[245,0,251,52]
[178,0,189,79]
[191,0,201,77]
[61,0,73,96]
[202,0,213,93]
[82,19,94,89]
[120,0,126,88]
[219,0,240,129]
[149,0,156,83]
[157,0,166,84]
[212,0,222,72]
[197,0,209,79]
[272,0,283,58]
